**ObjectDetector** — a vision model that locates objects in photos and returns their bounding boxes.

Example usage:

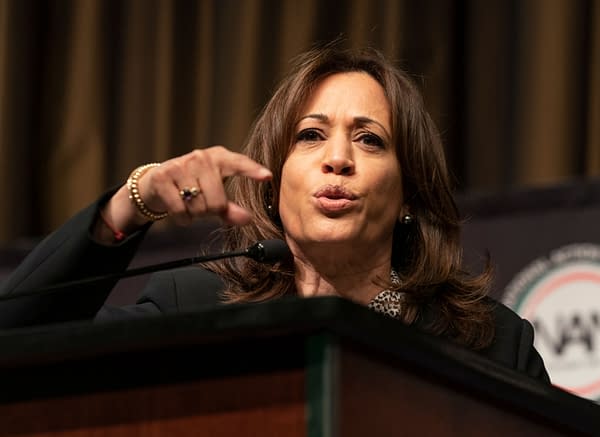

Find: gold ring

[179,186,201,201]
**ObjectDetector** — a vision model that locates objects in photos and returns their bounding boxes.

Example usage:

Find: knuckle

[191,148,205,160]
[210,145,230,162]
[149,167,168,185]
[157,161,180,180]
[191,148,213,168]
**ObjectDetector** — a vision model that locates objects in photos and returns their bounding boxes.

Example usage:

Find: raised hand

[136,146,272,226]
[96,146,272,243]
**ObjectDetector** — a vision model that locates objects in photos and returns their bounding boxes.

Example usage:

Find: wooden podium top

[0,296,598,436]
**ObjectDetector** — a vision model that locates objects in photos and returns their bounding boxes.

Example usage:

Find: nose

[321,136,355,175]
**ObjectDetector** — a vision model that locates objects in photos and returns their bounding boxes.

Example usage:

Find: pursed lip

[313,185,358,213]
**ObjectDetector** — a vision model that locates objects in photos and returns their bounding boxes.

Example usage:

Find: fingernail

[259,168,273,178]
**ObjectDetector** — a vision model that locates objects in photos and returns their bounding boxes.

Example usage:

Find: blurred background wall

[0,0,598,244]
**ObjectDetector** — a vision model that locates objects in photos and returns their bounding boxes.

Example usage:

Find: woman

[0,46,549,382]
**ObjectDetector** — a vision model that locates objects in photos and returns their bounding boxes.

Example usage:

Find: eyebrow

[297,113,391,141]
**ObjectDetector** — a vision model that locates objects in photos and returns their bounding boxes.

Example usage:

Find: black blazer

[0,192,550,383]
[98,266,550,383]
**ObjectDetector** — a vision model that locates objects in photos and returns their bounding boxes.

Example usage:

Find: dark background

[0,0,598,246]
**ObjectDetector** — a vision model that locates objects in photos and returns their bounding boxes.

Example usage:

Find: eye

[296,128,324,143]
[357,133,385,149]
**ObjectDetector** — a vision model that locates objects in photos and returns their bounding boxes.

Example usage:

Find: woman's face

[279,72,404,253]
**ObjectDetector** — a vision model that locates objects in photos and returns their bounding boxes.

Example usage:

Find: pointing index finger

[217,149,272,181]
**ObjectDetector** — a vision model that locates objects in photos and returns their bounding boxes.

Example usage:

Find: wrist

[126,163,168,221]
[98,209,127,242]
[109,185,152,231]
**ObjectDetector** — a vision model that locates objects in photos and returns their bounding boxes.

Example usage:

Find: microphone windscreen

[246,239,291,263]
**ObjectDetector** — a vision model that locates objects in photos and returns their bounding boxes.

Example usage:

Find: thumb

[221,201,253,226]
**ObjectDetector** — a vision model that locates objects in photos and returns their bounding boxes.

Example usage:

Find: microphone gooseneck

[0,239,291,301]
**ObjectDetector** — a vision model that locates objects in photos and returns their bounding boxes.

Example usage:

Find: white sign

[503,243,600,401]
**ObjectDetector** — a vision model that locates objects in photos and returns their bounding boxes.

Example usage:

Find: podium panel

[3,369,305,436]
[0,297,598,436]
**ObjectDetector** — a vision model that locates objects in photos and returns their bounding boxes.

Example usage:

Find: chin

[283,216,366,248]
[306,230,360,246]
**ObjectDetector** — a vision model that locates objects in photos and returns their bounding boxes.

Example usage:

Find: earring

[264,184,277,218]
[401,214,414,225]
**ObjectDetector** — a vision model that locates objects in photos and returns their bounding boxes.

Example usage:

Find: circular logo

[503,243,600,401]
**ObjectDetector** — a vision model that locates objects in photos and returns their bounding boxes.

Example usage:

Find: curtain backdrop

[0,0,598,244]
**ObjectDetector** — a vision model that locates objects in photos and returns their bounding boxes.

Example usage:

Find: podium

[0,297,598,436]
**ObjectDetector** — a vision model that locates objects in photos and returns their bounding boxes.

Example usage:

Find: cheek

[369,167,403,217]
[278,161,301,220]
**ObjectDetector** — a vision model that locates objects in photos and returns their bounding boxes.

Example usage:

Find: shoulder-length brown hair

[209,44,494,350]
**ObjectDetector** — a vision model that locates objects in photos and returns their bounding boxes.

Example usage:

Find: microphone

[0,239,291,300]
[244,239,290,263]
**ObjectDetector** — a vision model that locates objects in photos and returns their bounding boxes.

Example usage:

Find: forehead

[300,72,391,120]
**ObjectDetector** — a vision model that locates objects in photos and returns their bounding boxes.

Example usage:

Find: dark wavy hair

[209,44,494,350]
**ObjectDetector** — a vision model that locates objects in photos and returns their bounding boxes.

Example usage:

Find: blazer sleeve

[95,266,224,322]
[486,300,551,383]
[0,188,150,329]
[514,317,551,383]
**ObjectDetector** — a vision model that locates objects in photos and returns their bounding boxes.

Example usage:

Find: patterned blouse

[367,269,403,320]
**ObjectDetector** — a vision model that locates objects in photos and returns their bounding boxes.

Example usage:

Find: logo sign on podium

[503,243,600,401]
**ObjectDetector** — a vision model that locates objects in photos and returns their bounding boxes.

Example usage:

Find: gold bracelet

[126,163,168,221]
